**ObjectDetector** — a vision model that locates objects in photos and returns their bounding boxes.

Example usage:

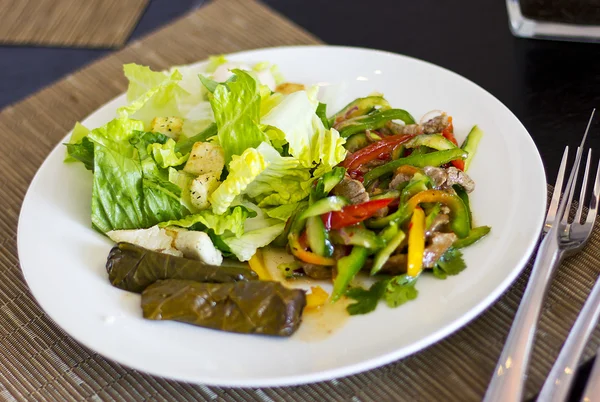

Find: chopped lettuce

[150,139,189,168]
[158,205,252,238]
[210,69,268,163]
[209,147,268,214]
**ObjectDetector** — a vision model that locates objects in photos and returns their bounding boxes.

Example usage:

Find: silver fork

[484,110,599,402]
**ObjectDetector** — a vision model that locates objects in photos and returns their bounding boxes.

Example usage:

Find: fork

[483,110,599,402]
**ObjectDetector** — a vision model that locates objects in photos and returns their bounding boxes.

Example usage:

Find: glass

[507,0,600,42]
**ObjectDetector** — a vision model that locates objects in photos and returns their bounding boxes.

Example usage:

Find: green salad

[65,56,489,336]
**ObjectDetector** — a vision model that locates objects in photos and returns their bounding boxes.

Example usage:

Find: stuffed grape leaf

[141,279,306,336]
[106,243,257,293]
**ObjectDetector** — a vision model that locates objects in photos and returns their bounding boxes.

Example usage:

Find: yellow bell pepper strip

[288,233,336,266]
[453,226,491,248]
[407,208,426,277]
[367,190,471,238]
[248,249,271,280]
[305,286,329,309]
[331,246,369,302]
[363,148,467,188]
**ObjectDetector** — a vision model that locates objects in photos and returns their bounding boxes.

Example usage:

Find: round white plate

[18,46,546,387]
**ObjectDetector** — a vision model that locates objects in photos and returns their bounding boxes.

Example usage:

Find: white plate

[17,46,546,387]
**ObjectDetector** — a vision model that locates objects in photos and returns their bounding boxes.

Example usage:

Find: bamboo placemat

[1,0,599,400]
[0,0,149,48]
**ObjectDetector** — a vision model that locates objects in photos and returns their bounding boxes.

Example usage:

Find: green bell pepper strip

[331,246,369,302]
[404,134,457,151]
[453,226,491,248]
[367,190,471,238]
[306,215,334,257]
[363,148,468,188]
[329,96,391,127]
[337,109,416,138]
[371,228,406,275]
[316,102,330,129]
[461,125,484,171]
[400,173,432,204]
[329,225,384,250]
[453,185,472,226]
[297,196,348,221]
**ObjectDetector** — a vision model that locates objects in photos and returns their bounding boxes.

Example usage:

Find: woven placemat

[1,0,599,400]
[0,0,149,48]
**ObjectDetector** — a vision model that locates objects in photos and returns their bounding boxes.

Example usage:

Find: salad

[65,56,489,336]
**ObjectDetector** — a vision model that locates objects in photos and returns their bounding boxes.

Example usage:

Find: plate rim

[17,44,547,387]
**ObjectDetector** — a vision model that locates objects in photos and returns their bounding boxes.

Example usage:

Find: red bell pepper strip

[441,117,465,171]
[342,134,414,171]
[322,198,394,230]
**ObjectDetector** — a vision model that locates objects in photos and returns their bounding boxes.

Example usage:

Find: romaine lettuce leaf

[91,131,186,233]
[210,69,268,162]
[158,205,252,238]
[149,139,189,168]
[209,147,268,214]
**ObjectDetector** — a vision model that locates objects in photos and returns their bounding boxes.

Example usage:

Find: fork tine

[561,147,583,225]
[545,146,569,232]
[587,160,600,225]
[575,149,593,223]
[554,110,596,234]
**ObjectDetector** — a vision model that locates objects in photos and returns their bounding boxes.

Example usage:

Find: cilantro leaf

[346,280,388,315]
[434,248,467,277]
[384,274,418,308]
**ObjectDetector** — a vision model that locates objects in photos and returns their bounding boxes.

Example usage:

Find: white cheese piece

[107,226,182,257]
[172,229,223,265]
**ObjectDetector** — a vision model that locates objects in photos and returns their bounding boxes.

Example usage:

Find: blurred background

[1,0,599,182]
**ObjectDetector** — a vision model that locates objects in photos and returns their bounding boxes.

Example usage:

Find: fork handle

[484,234,563,402]
[537,267,600,401]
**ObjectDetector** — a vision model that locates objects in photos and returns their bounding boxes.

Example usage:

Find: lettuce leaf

[64,122,91,162]
[260,89,346,172]
[149,138,189,168]
[91,130,186,233]
[210,69,268,162]
[158,205,252,238]
[209,147,268,214]
[245,143,313,207]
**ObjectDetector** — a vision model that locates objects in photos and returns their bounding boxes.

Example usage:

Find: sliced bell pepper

[441,117,465,171]
[453,226,491,248]
[305,286,329,310]
[322,198,394,230]
[363,148,468,188]
[337,109,416,138]
[342,134,414,171]
[288,233,336,266]
[329,96,391,127]
[248,249,271,280]
[331,246,369,302]
[367,190,471,238]
[407,208,426,277]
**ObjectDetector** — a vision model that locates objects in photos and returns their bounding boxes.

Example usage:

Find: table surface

[2,0,599,399]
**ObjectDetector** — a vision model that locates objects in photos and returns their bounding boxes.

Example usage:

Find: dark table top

[1,0,599,398]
